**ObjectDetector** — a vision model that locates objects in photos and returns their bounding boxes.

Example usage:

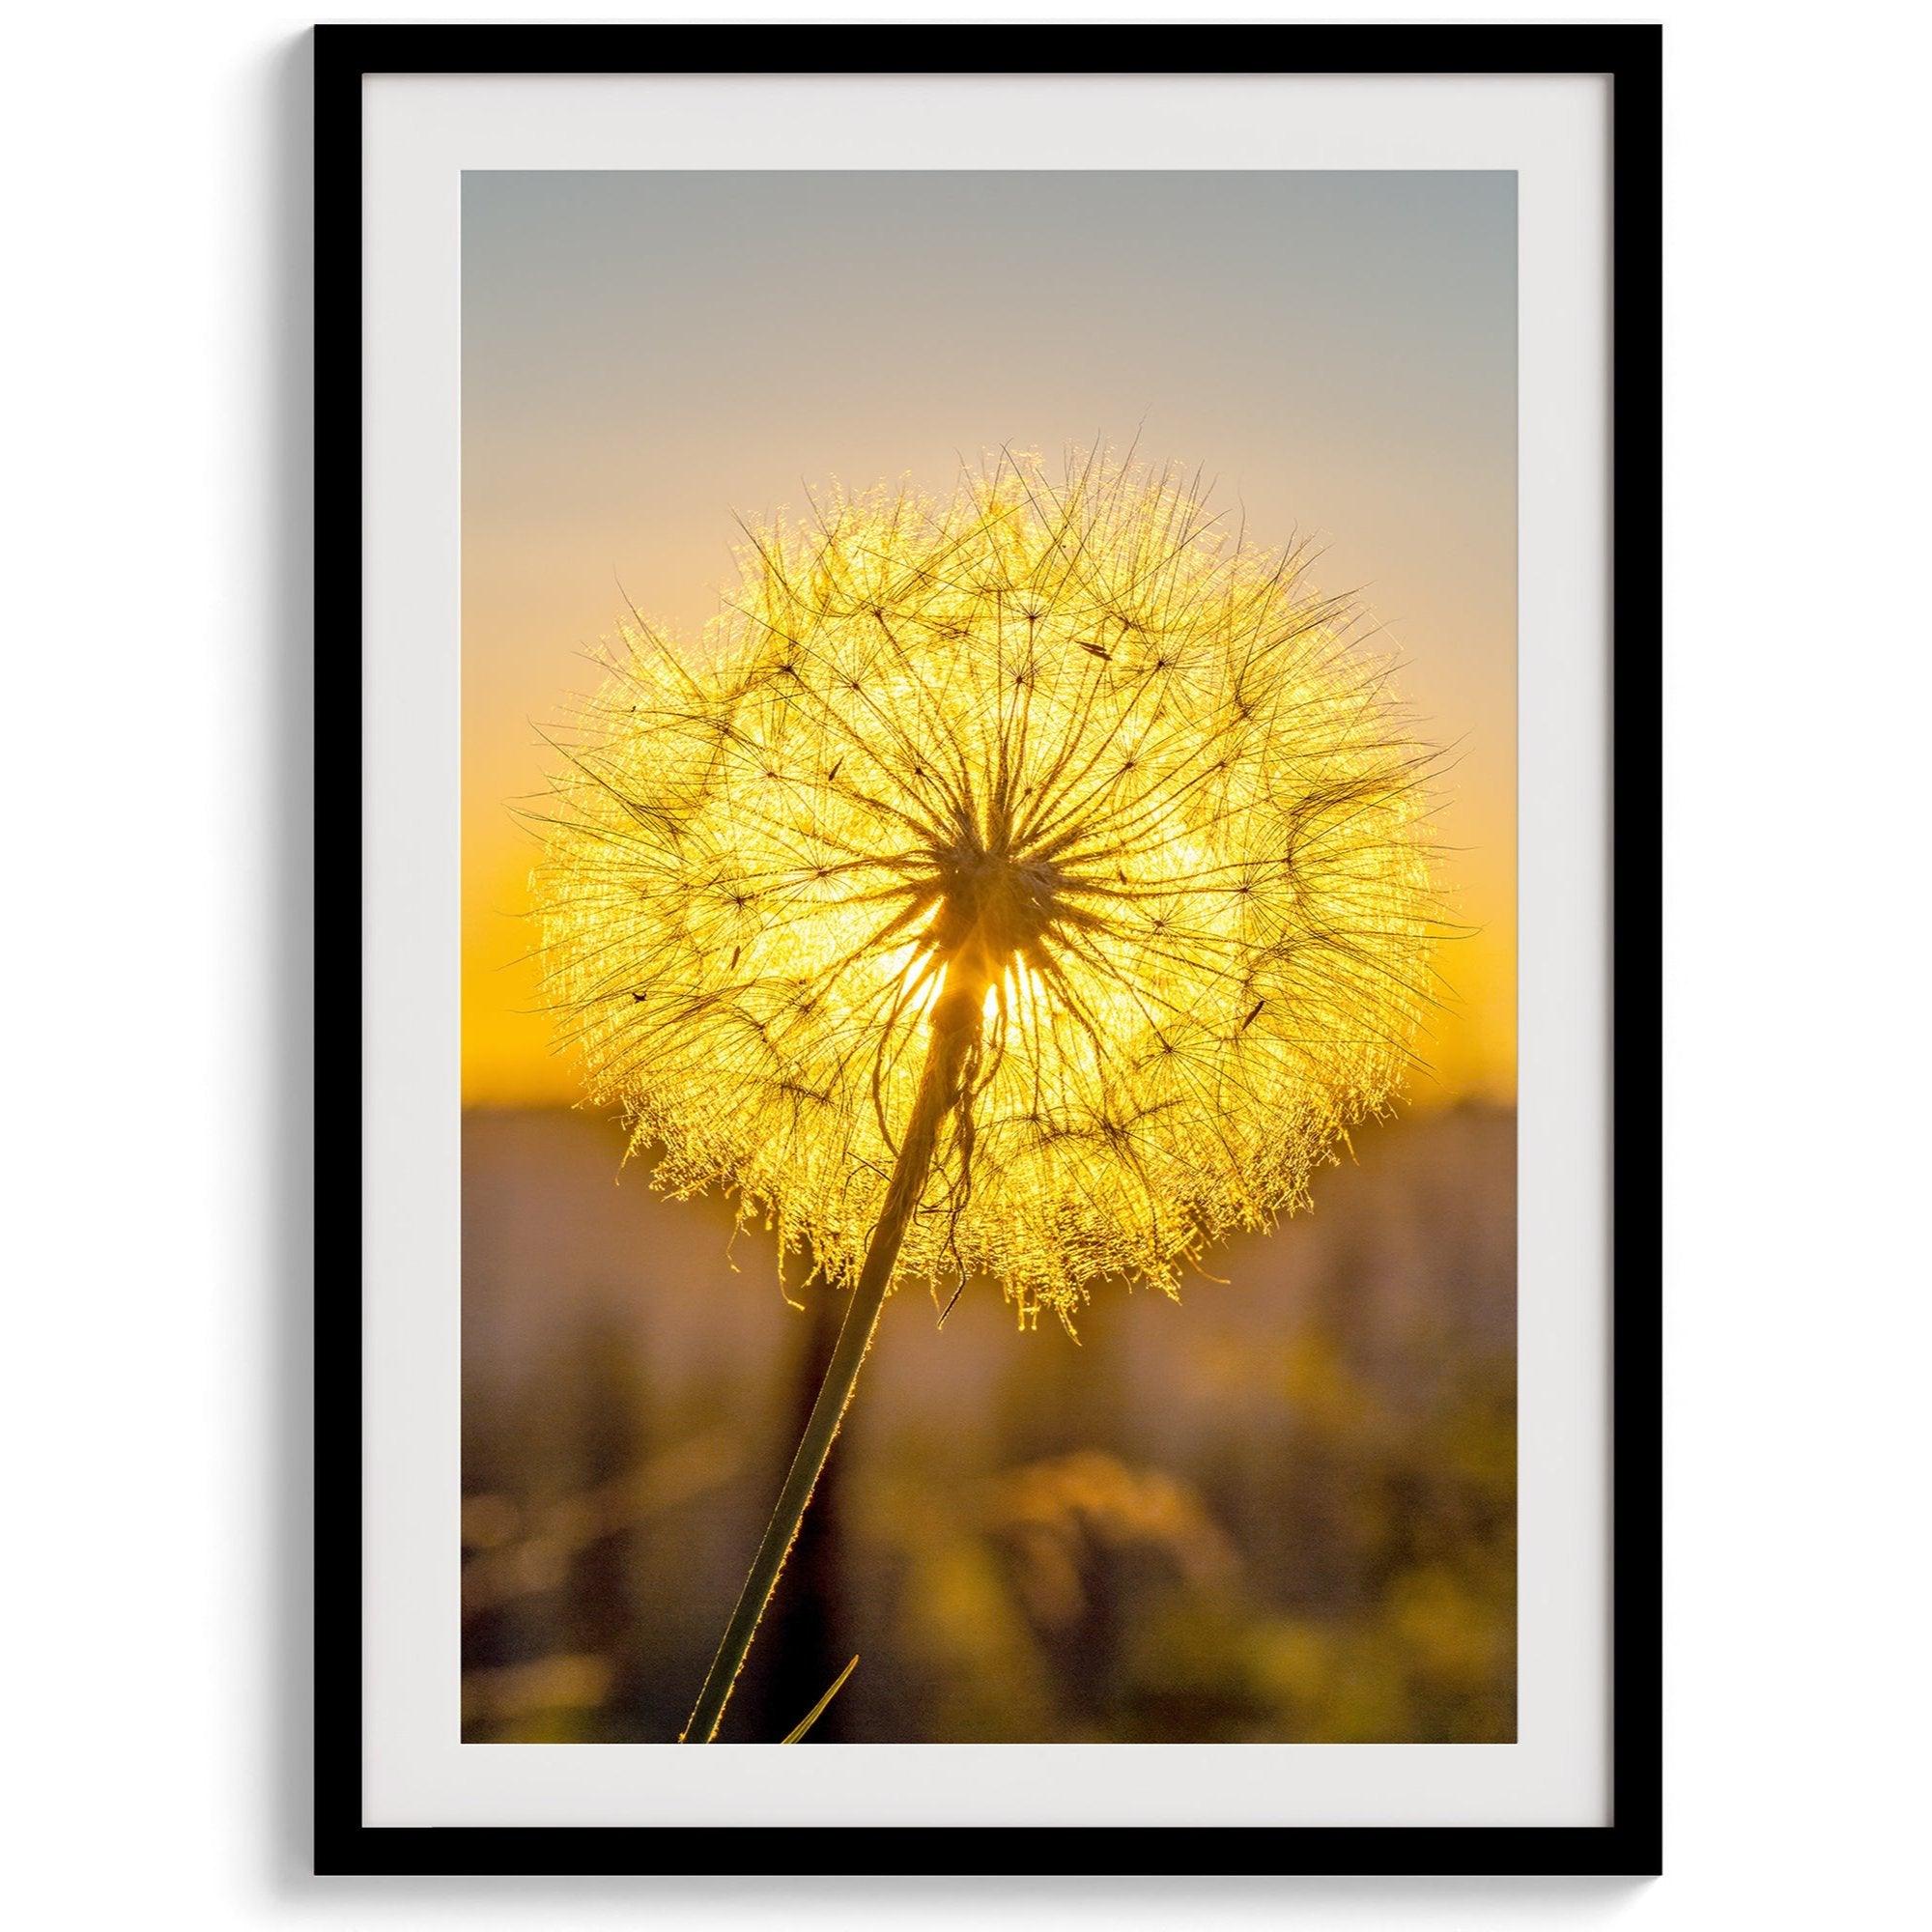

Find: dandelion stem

[682,983,980,1743]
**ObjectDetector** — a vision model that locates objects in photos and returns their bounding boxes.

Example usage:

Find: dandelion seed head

[532,453,1438,1323]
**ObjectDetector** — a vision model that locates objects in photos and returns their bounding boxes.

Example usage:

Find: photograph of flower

[461,169,1517,1745]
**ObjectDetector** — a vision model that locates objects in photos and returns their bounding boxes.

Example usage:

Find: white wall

[4,1,1925,1924]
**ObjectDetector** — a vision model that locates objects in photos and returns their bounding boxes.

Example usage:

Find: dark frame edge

[314,21,1662,1882]
[313,20,367,1882]
[1606,20,1665,1886]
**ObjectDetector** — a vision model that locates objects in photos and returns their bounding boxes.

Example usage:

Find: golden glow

[530,455,1440,1321]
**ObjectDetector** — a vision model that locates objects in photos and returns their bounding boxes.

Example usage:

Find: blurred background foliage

[462,1103,1515,1744]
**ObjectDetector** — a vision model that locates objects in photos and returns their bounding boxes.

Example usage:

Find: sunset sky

[462,170,1516,1108]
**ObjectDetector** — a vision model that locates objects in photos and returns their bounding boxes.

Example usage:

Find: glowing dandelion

[528,450,1439,1739]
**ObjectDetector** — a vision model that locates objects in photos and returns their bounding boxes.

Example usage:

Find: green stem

[682,984,980,1743]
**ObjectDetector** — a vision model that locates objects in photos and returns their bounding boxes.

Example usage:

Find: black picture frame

[316,23,1661,1881]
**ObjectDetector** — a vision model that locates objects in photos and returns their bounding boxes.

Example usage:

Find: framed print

[320,25,1660,1877]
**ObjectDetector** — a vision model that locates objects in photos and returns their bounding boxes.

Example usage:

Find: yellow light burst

[531,453,1438,1324]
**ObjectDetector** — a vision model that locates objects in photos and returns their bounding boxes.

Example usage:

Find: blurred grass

[462,1102,1516,1744]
